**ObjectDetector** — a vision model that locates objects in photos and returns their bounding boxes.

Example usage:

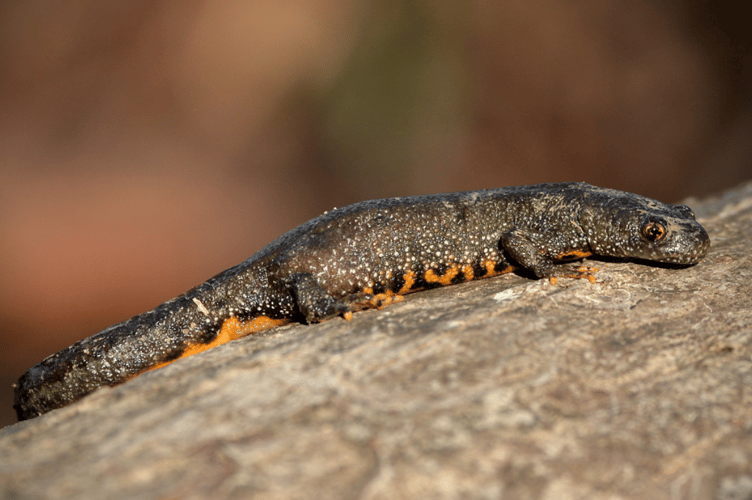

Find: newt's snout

[675,222,710,265]
[639,217,710,265]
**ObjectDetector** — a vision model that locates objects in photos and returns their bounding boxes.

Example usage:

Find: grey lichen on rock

[1,182,752,500]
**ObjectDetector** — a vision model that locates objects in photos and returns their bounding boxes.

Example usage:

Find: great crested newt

[13,182,711,420]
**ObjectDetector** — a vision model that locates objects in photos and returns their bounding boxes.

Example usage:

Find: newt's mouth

[652,225,710,265]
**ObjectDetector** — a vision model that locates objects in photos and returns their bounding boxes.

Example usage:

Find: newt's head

[581,194,710,265]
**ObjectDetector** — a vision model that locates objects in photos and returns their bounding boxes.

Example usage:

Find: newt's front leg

[501,228,596,282]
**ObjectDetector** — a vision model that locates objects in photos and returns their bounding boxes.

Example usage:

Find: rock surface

[1,182,751,500]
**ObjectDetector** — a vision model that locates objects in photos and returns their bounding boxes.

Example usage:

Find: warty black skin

[13,182,710,420]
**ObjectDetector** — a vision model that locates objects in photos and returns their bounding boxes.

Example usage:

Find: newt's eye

[641,220,666,242]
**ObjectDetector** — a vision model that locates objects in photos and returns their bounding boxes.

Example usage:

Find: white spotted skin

[260,182,709,289]
[14,182,709,420]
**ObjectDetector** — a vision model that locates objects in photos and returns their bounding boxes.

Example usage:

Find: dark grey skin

[14,182,710,421]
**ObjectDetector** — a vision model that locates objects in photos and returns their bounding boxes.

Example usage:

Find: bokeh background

[1,0,749,427]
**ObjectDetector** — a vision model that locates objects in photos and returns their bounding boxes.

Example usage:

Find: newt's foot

[548,266,599,284]
[347,291,405,313]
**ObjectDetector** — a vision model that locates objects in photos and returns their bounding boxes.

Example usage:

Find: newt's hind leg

[280,273,351,323]
[281,273,405,323]
[344,291,404,319]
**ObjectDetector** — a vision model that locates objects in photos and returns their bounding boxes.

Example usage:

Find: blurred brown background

[1,0,749,427]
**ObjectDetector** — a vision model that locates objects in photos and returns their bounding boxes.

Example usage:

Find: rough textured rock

[1,182,751,500]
